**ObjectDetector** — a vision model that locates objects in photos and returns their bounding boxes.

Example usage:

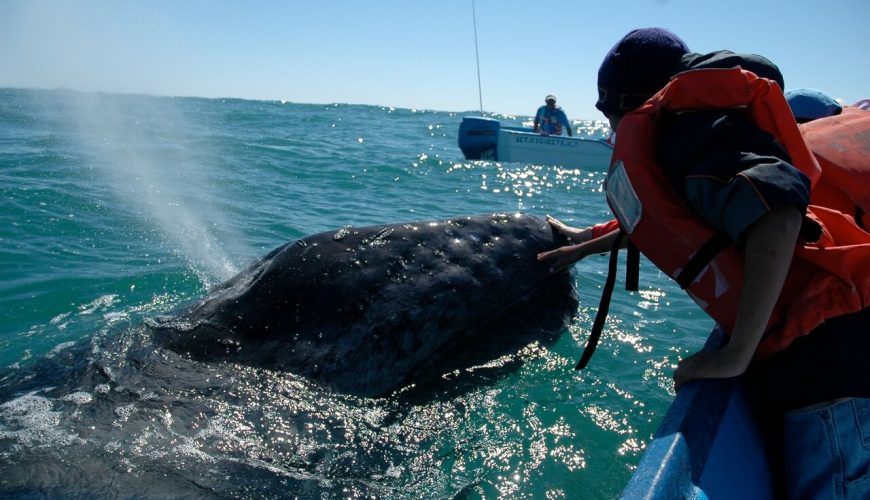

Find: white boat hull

[458,116,613,170]
[495,128,613,169]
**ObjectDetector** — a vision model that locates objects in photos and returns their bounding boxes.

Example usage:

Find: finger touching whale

[155,213,579,396]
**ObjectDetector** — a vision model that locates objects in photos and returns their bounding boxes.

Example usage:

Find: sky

[2,0,868,119]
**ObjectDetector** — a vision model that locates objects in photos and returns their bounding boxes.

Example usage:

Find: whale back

[159,213,578,396]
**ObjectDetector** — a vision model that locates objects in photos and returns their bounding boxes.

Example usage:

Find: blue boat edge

[458,116,501,160]
[622,327,781,499]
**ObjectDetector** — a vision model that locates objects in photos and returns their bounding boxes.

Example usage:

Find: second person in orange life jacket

[537,27,870,498]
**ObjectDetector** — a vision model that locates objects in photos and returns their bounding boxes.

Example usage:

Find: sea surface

[0,88,714,498]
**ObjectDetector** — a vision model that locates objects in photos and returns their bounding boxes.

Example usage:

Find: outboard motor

[458,116,499,160]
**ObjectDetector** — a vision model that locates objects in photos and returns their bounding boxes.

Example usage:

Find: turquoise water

[0,88,713,498]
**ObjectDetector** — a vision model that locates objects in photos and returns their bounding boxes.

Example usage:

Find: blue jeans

[783,398,870,499]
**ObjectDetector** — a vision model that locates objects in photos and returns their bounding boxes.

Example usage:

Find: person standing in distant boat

[533,95,573,136]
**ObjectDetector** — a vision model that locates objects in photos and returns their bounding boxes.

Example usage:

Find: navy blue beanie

[596,28,690,116]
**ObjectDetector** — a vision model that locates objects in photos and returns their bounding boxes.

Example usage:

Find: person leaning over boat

[536,27,870,499]
[533,94,573,136]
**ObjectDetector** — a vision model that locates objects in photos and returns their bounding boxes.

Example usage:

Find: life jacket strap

[576,230,626,370]
[576,230,729,370]
[626,241,640,292]
[675,232,732,290]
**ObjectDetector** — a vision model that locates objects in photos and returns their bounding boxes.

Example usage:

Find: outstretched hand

[537,216,623,273]
[545,215,591,243]
[537,244,586,273]
[536,215,594,273]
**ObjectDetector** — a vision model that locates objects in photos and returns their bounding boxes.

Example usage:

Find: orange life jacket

[802,106,870,230]
[605,68,870,360]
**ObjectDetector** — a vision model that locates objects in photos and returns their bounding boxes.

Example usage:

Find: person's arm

[561,111,573,136]
[537,226,625,273]
[533,107,542,132]
[591,219,621,238]
[547,215,621,241]
[673,204,802,390]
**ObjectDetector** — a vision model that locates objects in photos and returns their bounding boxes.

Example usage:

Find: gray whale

[157,213,578,396]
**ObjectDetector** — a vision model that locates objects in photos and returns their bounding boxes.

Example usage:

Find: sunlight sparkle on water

[583,404,635,436]
[615,329,652,354]
[618,437,644,456]
[637,288,666,311]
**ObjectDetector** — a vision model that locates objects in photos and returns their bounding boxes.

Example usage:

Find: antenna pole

[472,0,484,115]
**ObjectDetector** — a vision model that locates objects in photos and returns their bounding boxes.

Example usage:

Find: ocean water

[0,88,714,498]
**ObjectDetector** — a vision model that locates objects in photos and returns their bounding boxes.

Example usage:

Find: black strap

[858,206,866,230]
[625,241,640,292]
[674,232,731,290]
[576,231,625,370]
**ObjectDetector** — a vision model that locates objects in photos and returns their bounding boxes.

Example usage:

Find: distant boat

[458,116,614,169]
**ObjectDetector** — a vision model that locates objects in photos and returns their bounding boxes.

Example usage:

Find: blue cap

[596,28,690,117]
[785,88,842,123]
